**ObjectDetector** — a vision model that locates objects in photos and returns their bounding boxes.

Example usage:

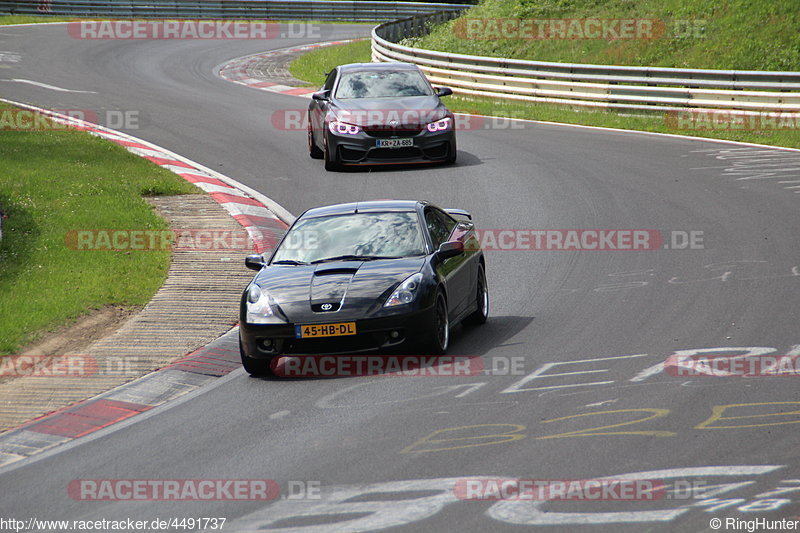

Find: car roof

[336,62,420,73]
[302,200,427,218]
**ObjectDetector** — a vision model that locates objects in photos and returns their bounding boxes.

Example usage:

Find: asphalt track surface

[1,22,799,532]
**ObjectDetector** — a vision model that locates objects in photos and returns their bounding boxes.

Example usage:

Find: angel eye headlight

[328,120,361,135]
[385,273,423,307]
[246,284,275,323]
[426,117,452,133]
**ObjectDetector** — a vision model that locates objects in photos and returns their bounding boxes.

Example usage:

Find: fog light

[390,330,400,339]
[260,339,274,349]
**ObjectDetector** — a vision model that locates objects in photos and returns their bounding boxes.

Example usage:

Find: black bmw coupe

[239,200,488,375]
[307,62,457,170]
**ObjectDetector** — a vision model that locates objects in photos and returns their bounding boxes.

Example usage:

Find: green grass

[289,39,371,87]
[406,0,800,71]
[0,15,73,25]
[0,103,198,355]
[289,20,800,149]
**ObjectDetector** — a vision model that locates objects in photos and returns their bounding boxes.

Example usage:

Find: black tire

[464,264,489,325]
[308,122,323,159]
[240,338,272,376]
[421,291,449,355]
[323,133,340,171]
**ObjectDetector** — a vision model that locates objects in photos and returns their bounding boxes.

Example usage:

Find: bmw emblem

[321,303,333,311]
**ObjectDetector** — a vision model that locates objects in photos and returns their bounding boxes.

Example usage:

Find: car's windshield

[271,212,425,264]
[335,70,433,99]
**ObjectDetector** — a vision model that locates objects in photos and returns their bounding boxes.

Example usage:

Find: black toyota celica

[239,200,488,375]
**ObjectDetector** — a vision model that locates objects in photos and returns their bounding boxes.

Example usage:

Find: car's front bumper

[327,129,455,165]
[240,304,436,359]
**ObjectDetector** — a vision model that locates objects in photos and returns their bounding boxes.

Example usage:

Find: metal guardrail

[0,0,467,22]
[5,1,798,112]
[372,12,800,113]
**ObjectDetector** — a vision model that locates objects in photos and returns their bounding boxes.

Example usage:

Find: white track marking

[487,465,784,526]
[501,354,649,394]
[0,78,97,93]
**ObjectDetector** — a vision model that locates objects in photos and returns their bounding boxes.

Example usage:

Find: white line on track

[0,78,96,93]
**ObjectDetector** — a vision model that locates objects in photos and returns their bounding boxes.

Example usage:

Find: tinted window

[335,70,433,99]
[271,212,425,264]
[322,70,337,92]
[425,208,456,248]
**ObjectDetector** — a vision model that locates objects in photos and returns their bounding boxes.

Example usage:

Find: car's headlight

[385,273,423,307]
[246,284,276,323]
[426,117,452,133]
[328,120,361,135]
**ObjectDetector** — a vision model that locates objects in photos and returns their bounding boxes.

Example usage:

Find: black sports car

[239,200,488,375]
[307,62,457,170]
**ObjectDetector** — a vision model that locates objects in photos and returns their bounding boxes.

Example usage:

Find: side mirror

[311,91,329,101]
[437,240,463,260]
[245,254,266,271]
[435,87,453,97]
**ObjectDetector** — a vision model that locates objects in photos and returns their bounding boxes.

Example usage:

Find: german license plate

[377,138,413,148]
[295,322,356,338]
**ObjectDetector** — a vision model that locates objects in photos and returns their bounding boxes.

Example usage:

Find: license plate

[376,138,413,148]
[295,322,357,339]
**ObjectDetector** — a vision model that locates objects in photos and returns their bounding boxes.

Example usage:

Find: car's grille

[368,147,423,160]
[363,126,423,138]
[339,146,367,162]
[283,333,391,355]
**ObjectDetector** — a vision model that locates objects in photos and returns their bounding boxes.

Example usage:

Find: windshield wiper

[271,259,308,266]
[310,255,397,264]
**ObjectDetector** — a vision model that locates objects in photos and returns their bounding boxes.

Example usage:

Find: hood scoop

[310,267,355,307]
[314,267,359,276]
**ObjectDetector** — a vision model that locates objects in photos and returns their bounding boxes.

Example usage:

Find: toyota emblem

[321,303,333,311]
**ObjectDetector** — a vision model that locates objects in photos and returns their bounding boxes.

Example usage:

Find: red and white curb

[217,39,361,98]
[0,98,294,468]
[0,330,243,469]
[0,97,294,252]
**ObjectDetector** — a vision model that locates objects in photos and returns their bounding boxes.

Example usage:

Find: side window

[436,209,458,237]
[323,70,337,93]
[425,208,456,249]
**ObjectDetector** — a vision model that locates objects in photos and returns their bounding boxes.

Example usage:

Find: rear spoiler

[445,208,472,221]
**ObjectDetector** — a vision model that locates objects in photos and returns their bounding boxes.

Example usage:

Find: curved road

[1,23,799,532]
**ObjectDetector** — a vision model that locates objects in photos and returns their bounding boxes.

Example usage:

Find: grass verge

[0,15,73,25]
[289,38,800,149]
[0,103,198,355]
[406,0,800,71]
[289,39,371,87]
